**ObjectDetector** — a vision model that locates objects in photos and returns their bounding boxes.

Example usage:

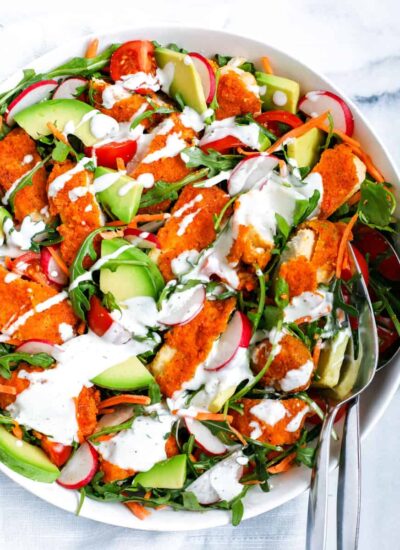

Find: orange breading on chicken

[278,220,346,297]
[228,224,273,271]
[215,67,262,120]
[90,79,153,123]
[156,185,230,281]
[75,386,101,442]
[313,144,366,218]
[0,366,42,409]
[0,128,48,222]
[251,334,314,392]
[230,398,310,446]
[151,298,236,397]
[47,161,103,266]
[0,266,78,345]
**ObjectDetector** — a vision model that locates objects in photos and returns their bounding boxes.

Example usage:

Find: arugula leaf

[236,113,277,144]
[139,169,208,208]
[0,413,14,425]
[89,417,134,442]
[251,267,266,333]
[101,291,121,313]
[275,277,290,309]
[52,140,71,162]
[130,105,175,131]
[275,213,291,240]
[8,154,51,210]
[181,147,241,177]
[231,498,244,526]
[358,179,396,231]
[148,379,162,404]
[293,190,321,226]
[214,54,256,75]
[173,92,186,111]
[0,352,54,380]
[165,43,189,55]
[321,112,335,151]
[263,305,283,330]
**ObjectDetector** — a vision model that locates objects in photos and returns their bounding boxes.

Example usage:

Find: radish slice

[204,311,251,371]
[298,90,354,136]
[124,228,160,249]
[189,52,216,104]
[53,77,88,100]
[228,154,279,196]
[40,247,69,287]
[57,442,98,489]
[185,417,226,455]
[16,339,60,357]
[6,80,58,126]
[102,321,131,345]
[158,285,206,327]
[96,405,135,431]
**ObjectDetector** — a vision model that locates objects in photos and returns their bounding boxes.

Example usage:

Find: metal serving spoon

[306,245,379,550]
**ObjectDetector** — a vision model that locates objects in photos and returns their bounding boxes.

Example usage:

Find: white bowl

[0,25,399,531]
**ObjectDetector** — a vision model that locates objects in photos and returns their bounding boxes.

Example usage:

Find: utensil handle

[306,409,336,550]
[337,397,361,550]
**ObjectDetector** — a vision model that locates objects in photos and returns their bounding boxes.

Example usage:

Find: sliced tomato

[110,40,156,81]
[341,245,369,286]
[376,316,399,354]
[85,140,137,170]
[41,437,72,468]
[200,135,246,154]
[87,296,113,337]
[355,226,400,282]
[256,110,303,136]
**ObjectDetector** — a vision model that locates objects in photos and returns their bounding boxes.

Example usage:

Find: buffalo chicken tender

[47,161,103,266]
[313,144,366,218]
[252,333,314,393]
[156,185,230,281]
[230,397,310,446]
[151,298,236,397]
[0,266,78,345]
[0,128,48,222]
[215,66,262,120]
[278,219,346,298]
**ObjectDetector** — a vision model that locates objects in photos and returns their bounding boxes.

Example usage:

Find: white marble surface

[0,1,399,548]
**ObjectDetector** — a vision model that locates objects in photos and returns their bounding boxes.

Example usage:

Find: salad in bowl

[0,36,398,526]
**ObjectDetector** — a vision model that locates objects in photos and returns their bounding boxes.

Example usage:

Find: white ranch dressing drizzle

[283,290,334,323]
[0,216,46,258]
[177,209,201,236]
[92,170,126,193]
[142,132,187,164]
[1,162,40,205]
[250,399,287,426]
[157,63,175,95]
[48,157,92,198]
[286,405,310,432]
[179,106,205,132]
[193,170,232,188]
[199,116,260,150]
[249,420,263,440]
[173,193,203,218]
[171,250,200,277]
[280,359,314,392]
[110,296,160,337]
[90,113,119,139]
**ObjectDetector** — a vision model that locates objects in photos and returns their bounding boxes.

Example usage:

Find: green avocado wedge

[155,47,207,113]
[13,99,100,146]
[312,328,351,389]
[287,127,324,169]
[94,167,143,223]
[256,72,300,113]
[0,426,60,483]
[91,356,153,391]
[99,237,164,301]
[133,454,187,489]
[0,206,12,245]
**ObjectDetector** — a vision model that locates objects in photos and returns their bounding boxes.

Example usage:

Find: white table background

[0,1,399,548]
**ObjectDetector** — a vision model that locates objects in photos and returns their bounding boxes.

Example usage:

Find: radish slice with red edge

[184,417,227,455]
[189,52,216,104]
[40,247,69,287]
[124,227,160,249]
[5,80,58,126]
[204,311,251,371]
[158,285,206,327]
[228,154,279,196]
[96,405,135,431]
[57,442,98,489]
[16,339,60,357]
[298,90,354,136]
[53,77,87,100]
[102,321,131,345]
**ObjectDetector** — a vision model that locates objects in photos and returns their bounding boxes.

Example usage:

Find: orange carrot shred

[347,190,361,207]
[85,38,99,59]
[227,422,247,446]
[267,112,329,154]
[47,246,70,277]
[98,408,115,415]
[47,122,69,146]
[116,157,126,171]
[336,212,358,279]
[124,501,151,520]
[312,340,322,367]
[236,147,258,157]
[195,412,233,423]
[0,384,16,395]
[267,452,296,474]
[261,56,274,74]
[12,421,23,440]
[99,395,151,410]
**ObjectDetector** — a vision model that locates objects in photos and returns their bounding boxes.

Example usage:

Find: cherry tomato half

[110,40,156,81]
[256,110,303,137]
[341,245,369,287]
[376,316,399,355]
[86,140,137,170]
[41,437,72,468]
[200,135,246,154]
[355,226,400,282]
[87,296,113,337]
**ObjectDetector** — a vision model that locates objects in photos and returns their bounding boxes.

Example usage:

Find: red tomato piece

[376,316,399,355]
[256,110,303,136]
[86,140,138,170]
[41,437,72,468]
[200,135,246,154]
[87,296,113,337]
[355,226,400,282]
[110,40,156,81]
[341,245,369,287]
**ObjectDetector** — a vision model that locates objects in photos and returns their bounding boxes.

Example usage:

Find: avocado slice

[133,454,187,489]
[0,426,60,483]
[208,386,237,413]
[99,237,164,301]
[256,72,300,113]
[0,206,12,245]
[94,167,143,223]
[287,128,324,168]
[91,356,153,390]
[312,328,351,389]
[155,47,207,113]
[328,339,363,400]
[14,99,100,146]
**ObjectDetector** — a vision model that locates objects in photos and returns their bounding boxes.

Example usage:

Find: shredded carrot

[316,122,361,148]
[85,38,99,59]
[47,246,70,277]
[77,321,86,335]
[12,421,23,440]
[227,422,247,446]
[124,501,151,520]
[312,340,322,367]
[116,157,126,171]
[106,213,167,230]
[295,315,312,325]
[47,122,69,146]
[347,190,361,207]
[98,408,115,415]
[144,491,152,500]
[155,505,167,510]
[336,212,358,279]
[0,384,16,395]
[267,112,329,154]
[242,480,262,486]
[189,453,197,462]
[261,56,274,74]
[195,412,233,423]
[98,395,151,410]
[267,452,296,474]
[236,147,258,157]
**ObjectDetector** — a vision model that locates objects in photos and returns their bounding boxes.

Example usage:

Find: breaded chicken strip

[215,66,261,120]
[0,128,48,222]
